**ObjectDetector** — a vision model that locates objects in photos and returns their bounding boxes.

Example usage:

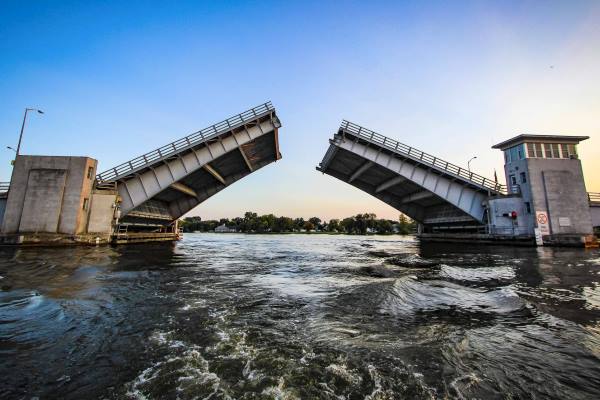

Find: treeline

[180,212,416,235]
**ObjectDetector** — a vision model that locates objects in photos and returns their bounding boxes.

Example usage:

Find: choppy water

[1,234,600,399]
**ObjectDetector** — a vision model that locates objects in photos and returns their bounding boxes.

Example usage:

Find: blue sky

[1,1,599,220]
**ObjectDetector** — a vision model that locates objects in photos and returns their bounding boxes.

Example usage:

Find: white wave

[383,276,524,314]
[439,265,516,282]
[325,361,363,385]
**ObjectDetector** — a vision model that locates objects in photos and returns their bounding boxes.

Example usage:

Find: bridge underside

[98,103,281,231]
[321,147,480,230]
[122,131,280,229]
[317,122,504,232]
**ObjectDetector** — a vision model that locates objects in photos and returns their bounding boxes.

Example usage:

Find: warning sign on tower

[536,211,550,235]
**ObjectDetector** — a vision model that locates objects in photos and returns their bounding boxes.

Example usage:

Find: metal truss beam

[170,182,198,198]
[401,190,435,204]
[349,161,373,183]
[203,163,226,185]
[375,176,406,193]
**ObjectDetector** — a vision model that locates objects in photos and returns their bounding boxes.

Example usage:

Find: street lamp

[6,146,17,153]
[15,108,44,156]
[467,156,477,172]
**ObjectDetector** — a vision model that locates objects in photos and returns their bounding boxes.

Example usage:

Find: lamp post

[467,156,477,172]
[16,108,44,156]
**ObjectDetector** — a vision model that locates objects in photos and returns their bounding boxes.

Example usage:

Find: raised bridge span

[317,121,507,230]
[97,102,281,230]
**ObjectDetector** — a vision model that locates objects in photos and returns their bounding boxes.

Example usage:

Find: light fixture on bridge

[467,156,477,172]
[15,107,45,156]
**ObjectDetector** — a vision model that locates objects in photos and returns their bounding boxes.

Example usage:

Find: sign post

[535,211,550,246]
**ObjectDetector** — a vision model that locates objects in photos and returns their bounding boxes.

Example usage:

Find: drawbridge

[317,121,507,231]
[97,102,281,230]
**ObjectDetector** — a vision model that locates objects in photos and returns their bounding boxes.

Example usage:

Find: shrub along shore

[180,212,415,235]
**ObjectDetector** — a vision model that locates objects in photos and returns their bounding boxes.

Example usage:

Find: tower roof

[492,134,589,150]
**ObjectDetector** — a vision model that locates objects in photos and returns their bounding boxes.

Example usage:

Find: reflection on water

[1,234,600,399]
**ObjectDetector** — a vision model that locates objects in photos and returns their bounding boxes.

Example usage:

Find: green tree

[303,221,315,231]
[294,218,305,232]
[340,217,355,234]
[376,219,393,234]
[327,219,340,232]
[308,217,322,230]
[398,214,415,234]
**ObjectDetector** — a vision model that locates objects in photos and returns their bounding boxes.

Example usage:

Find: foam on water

[383,276,524,315]
[438,264,516,282]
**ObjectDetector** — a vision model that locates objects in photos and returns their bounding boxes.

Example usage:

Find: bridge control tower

[492,134,594,245]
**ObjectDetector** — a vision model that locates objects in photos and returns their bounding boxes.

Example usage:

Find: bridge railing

[0,182,9,195]
[97,102,275,182]
[589,192,600,203]
[339,120,507,194]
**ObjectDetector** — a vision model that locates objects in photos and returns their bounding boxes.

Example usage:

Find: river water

[1,234,600,399]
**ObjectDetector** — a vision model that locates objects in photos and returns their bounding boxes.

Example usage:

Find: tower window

[551,143,560,159]
[520,172,527,183]
[525,202,531,214]
[568,144,577,158]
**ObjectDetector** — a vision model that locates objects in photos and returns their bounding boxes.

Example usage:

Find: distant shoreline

[184,231,413,236]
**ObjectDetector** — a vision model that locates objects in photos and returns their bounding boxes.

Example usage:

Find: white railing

[0,182,9,195]
[589,192,600,204]
[339,120,507,194]
[97,102,275,182]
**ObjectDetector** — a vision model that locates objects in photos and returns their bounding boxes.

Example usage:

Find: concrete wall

[487,197,529,235]
[591,206,600,228]
[19,169,67,232]
[1,156,97,234]
[0,197,6,228]
[527,158,593,235]
[88,193,117,233]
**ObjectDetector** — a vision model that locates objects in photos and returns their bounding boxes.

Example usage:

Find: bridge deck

[317,121,506,227]
[321,120,506,195]
[97,102,276,182]
[97,102,282,228]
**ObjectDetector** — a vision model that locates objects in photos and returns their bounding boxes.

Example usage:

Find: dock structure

[318,121,598,247]
[0,102,282,245]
